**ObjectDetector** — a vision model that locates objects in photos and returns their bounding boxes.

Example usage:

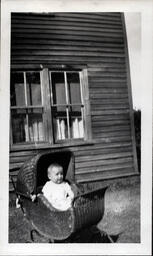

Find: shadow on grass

[28,226,120,243]
[69,227,121,243]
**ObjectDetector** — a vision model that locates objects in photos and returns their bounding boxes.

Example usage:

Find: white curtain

[57,118,66,140]
[72,118,84,138]
[24,116,44,142]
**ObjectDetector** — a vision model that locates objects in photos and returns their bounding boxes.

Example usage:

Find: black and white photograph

[0,0,152,255]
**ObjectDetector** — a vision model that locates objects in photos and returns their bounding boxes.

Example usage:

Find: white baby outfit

[42,180,74,211]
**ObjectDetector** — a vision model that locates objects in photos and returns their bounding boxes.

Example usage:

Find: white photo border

[0,0,152,255]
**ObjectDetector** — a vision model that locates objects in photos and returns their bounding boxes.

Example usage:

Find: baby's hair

[47,163,63,175]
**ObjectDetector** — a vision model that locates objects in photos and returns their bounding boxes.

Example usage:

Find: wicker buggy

[15,150,111,243]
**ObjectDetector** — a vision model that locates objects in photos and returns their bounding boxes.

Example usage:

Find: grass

[98,177,140,243]
[9,175,140,243]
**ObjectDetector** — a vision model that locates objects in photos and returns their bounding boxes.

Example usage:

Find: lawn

[9,175,140,243]
[98,176,140,243]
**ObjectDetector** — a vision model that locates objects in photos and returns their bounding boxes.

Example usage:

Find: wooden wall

[10,12,138,188]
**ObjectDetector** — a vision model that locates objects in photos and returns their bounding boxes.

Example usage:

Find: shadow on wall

[134,109,141,172]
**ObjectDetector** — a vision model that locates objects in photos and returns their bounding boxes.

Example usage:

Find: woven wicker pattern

[16,154,39,195]
[73,187,106,232]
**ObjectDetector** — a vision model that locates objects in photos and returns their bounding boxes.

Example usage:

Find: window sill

[10,140,95,152]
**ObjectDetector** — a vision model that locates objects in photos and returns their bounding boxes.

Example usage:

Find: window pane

[26,72,42,105]
[11,109,45,143]
[11,112,26,143]
[51,72,66,111]
[69,109,84,138]
[11,73,25,106]
[29,113,44,142]
[67,72,81,111]
[52,108,68,140]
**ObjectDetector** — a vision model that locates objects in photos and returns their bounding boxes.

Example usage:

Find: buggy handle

[15,191,37,202]
[10,176,17,195]
[10,176,37,202]
[10,176,31,199]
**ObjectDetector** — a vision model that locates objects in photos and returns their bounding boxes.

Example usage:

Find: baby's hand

[30,194,36,202]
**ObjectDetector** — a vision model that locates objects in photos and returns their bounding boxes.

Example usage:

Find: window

[10,71,45,144]
[10,68,91,147]
[50,71,84,141]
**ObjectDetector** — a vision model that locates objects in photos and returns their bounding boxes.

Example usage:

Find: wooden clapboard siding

[10,12,138,186]
[76,167,135,183]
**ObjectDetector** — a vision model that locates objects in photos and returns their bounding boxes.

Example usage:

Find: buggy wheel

[90,226,115,243]
[30,229,40,242]
[99,230,114,243]
[30,229,51,243]
[48,238,55,243]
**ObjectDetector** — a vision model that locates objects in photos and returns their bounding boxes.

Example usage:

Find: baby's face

[48,166,63,184]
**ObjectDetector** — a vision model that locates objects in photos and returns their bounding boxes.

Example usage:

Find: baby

[42,163,74,211]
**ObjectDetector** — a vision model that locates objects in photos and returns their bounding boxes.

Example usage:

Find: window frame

[10,67,92,150]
